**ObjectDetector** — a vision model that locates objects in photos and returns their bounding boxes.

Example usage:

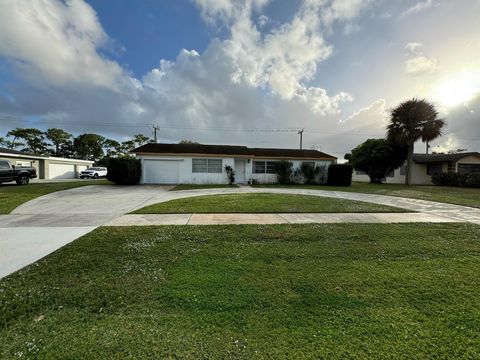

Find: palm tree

[387,98,445,185]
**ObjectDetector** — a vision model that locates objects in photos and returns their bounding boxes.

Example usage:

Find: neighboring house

[352,152,480,185]
[0,147,94,180]
[131,143,337,184]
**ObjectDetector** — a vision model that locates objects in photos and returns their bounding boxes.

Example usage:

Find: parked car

[0,160,37,185]
[79,167,108,179]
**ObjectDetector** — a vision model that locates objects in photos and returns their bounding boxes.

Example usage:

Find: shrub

[327,164,353,186]
[275,160,293,184]
[225,165,235,184]
[300,162,317,184]
[106,156,141,185]
[432,172,480,188]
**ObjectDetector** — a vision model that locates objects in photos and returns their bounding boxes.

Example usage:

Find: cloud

[401,0,434,17]
[404,42,438,75]
[0,0,125,90]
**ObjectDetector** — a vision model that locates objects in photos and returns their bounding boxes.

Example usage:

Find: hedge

[106,157,141,185]
[327,164,353,186]
[431,172,480,188]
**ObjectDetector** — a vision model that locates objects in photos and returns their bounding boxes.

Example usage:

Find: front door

[234,159,246,183]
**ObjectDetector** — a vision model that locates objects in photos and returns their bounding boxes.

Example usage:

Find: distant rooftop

[413,152,480,164]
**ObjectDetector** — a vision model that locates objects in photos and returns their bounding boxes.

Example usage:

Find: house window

[447,163,455,173]
[253,161,278,174]
[400,165,406,175]
[426,164,443,175]
[458,164,480,174]
[192,159,222,173]
[302,161,315,168]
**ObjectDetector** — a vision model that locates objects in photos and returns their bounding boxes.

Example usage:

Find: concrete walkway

[1,184,479,279]
[107,212,458,226]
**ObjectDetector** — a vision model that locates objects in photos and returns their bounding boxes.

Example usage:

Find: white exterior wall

[139,155,233,184]
[248,159,332,184]
[352,163,434,185]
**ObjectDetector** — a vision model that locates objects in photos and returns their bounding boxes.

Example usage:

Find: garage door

[143,160,180,184]
[49,163,76,179]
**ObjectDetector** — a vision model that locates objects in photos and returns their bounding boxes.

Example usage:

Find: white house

[0,147,94,180]
[352,152,480,185]
[132,143,337,184]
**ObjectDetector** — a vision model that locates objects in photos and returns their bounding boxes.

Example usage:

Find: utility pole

[426,141,430,154]
[152,125,160,143]
[298,129,304,150]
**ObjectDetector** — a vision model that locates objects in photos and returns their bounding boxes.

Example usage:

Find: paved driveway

[1,185,479,279]
[0,185,171,278]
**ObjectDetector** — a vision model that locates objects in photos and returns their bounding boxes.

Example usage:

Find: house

[0,147,94,180]
[131,143,337,184]
[352,152,480,185]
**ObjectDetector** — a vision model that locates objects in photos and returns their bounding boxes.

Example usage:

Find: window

[0,161,10,169]
[302,161,315,168]
[192,158,222,173]
[426,164,443,175]
[253,161,278,174]
[458,164,480,174]
[400,165,406,175]
[447,163,455,173]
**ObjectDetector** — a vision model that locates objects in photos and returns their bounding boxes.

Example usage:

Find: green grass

[254,182,480,208]
[170,184,240,191]
[2,223,480,358]
[0,179,110,214]
[133,193,405,214]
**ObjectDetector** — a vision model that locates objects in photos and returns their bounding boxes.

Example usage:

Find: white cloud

[401,0,434,17]
[0,0,125,90]
[405,56,438,75]
[405,42,423,54]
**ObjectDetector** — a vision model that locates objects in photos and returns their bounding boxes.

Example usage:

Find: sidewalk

[106,212,458,226]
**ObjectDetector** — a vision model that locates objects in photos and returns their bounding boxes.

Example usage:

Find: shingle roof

[413,152,480,164]
[132,143,337,160]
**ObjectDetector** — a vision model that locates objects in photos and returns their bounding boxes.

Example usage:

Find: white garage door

[49,163,76,179]
[143,160,180,184]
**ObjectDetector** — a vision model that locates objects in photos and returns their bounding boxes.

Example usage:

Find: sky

[0,0,479,158]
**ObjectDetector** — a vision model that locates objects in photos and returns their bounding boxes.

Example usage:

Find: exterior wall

[248,159,333,184]
[352,163,434,185]
[44,158,94,179]
[139,155,233,184]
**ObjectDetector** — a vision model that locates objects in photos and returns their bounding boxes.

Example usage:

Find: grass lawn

[254,182,480,208]
[1,223,480,358]
[170,184,240,191]
[133,193,405,214]
[0,179,110,214]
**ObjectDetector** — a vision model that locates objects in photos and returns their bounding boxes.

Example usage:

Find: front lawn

[1,223,480,358]
[254,182,480,208]
[170,184,239,191]
[133,193,405,214]
[0,179,110,214]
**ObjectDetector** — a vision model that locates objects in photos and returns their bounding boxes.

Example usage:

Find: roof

[0,147,93,163]
[413,152,480,164]
[132,143,337,160]
[0,146,39,156]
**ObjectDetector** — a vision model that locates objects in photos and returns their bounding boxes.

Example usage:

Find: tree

[45,128,72,156]
[73,133,105,161]
[179,140,199,144]
[120,140,136,154]
[348,139,407,184]
[103,139,122,157]
[133,134,150,146]
[6,128,27,149]
[7,128,47,154]
[387,99,445,185]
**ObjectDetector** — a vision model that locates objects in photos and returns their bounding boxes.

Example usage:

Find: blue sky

[0,0,479,157]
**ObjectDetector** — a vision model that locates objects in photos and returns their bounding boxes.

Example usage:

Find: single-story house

[352,152,480,185]
[0,147,94,180]
[131,143,337,184]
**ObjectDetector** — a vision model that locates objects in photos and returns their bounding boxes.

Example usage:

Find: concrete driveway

[0,185,171,278]
[1,184,479,279]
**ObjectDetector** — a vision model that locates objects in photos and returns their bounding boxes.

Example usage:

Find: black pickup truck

[0,160,37,185]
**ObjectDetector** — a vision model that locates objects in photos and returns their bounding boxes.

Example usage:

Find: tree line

[0,128,151,162]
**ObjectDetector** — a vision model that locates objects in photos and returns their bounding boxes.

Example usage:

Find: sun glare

[431,70,480,107]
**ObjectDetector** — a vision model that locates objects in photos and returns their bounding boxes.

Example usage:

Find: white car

[79,167,108,179]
